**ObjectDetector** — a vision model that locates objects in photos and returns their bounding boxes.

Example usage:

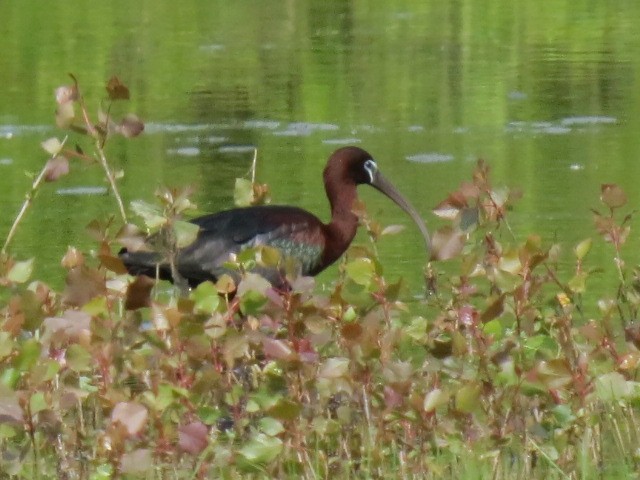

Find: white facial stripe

[364,159,377,183]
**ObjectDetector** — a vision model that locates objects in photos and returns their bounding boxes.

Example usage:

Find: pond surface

[1,1,640,296]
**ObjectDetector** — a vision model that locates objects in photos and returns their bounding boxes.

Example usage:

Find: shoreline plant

[0,77,639,479]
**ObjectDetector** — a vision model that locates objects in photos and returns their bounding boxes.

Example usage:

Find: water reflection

[0,0,639,294]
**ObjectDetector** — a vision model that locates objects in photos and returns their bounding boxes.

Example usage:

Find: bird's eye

[363,159,377,183]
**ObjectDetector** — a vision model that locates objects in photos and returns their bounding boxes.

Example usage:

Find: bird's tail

[118,248,167,280]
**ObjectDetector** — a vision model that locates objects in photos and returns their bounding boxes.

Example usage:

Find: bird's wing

[176,206,326,283]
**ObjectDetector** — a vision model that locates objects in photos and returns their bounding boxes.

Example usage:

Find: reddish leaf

[41,310,91,351]
[383,386,404,409]
[106,76,130,100]
[61,247,85,269]
[293,338,318,363]
[601,184,627,209]
[431,226,465,261]
[459,181,481,199]
[62,266,106,307]
[458,305,478,326]
[41,137,64,156]
[0,386,24,425]
[178,421,208,455]
[341,323,363,341]
[111,401,147,436]
[44,156,69,182]
[98,253,128,274]
[125,275,154,311]
[433,191,467,220]
[593,213,614,236]
[625,322,640,350]
[116,224,147,252]
[618,352,640,371]
[262,337,294,360]
[55,84,78,105]
[480,295,504,323]
[120,449,152,474]
[119,114,144,138]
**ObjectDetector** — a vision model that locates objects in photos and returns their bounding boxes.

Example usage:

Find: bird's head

[324,146,431,254]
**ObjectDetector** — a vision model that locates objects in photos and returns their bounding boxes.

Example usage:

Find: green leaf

[55,101,75,128]
[91,464,114,480]
[319,357,349,379]
[30,360,61,384]
[482,319,503,337]
[197,405,221,425]
[423,388,449,413]
[14,339,40,371]
[594,372,632,401]
[29,392,47,415]
[130,200,166,229]
[7,258,34,283]
[267,398,302,421]
[239,289,267,316]
[552,404,575,426]
[345,258,375,286]
[238,433,283,464]
[173,220,200,248]
[0,332,15,358]
[405,316,428,342]
[191,281,220,314]
[574,238,592,261]
[0,368,20,389]
[498,249,521,274]
[455,384,481,413]
[568,272,587,293]
[67,344,92,372]
[258,417,285,436]
[259,246,281,267]
[340,279,373,308]
[234,178,254,207]
[83,295,108,316]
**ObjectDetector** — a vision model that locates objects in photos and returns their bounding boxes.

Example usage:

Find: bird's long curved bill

[371,171,431,255]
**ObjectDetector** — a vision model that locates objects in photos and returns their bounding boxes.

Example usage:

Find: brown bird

[119,146,430,287]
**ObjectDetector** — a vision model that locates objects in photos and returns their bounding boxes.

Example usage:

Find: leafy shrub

[1,77,639,479]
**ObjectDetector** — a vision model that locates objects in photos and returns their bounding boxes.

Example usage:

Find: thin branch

[2,133,68,254]
[95,140,127,223]
[77,91,127,223]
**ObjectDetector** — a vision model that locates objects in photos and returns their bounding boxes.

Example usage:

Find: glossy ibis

[119,146,431,287]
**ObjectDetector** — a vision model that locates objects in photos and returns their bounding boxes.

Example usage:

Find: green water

[1,1,640,294]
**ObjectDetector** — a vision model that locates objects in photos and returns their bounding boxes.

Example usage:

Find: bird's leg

[168,256,190,296]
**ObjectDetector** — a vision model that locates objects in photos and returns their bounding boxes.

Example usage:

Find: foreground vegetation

[1,78,640,479]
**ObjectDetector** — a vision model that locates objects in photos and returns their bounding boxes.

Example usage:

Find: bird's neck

[324,181,359,260]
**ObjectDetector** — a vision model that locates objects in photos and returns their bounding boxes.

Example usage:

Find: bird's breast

[267,237,324,275]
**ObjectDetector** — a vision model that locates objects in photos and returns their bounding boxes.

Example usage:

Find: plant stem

[77,90,127,223]
[95,139,127,223]
[2,162,50,255]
